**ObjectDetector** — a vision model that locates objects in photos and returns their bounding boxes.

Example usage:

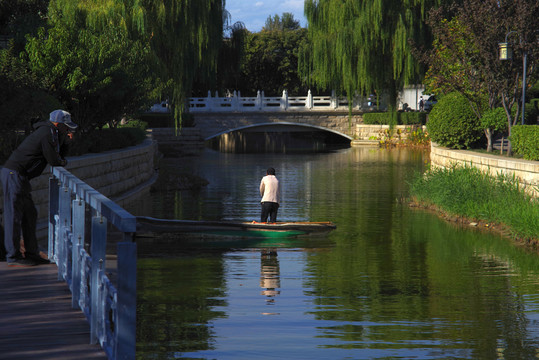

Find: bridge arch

[204,121,353,141]
[192,112,363,141]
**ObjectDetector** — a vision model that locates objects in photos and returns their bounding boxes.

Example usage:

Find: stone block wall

[430,143,539,197]
[193,112,363,139]
[148,128,205,155]
[355,124,426,141]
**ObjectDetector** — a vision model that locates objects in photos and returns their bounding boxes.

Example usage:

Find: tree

[192,12,247,96]
[0,0,49,52]
[238,27,309,96]
[47,0,225,127]
[421,0,539,153]
[301,0,441,109]
[263,12,300,32]
[25,8,153,132]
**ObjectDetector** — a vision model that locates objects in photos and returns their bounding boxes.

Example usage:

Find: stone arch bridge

[192,112,364,141]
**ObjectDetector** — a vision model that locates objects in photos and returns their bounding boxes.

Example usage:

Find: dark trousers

[1,167,39,262]
[261,201,279,223]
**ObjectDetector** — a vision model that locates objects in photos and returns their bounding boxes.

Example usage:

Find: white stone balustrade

[189,90,373,112]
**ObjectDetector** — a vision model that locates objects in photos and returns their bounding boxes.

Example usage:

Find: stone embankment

[351,124,426,145]
[0,139,158,230]
[430,143,539,198]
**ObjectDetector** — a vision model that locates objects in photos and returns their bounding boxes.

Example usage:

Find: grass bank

[409,165,539,245]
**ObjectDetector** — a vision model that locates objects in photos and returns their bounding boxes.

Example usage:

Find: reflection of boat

[136,216,336,238]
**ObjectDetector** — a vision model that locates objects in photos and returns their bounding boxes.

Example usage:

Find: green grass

[410,165,539,241]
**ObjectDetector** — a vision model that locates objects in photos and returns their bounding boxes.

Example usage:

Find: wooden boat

[136,216,336,238]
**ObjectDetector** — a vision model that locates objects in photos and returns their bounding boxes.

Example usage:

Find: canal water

[128,147,539,359]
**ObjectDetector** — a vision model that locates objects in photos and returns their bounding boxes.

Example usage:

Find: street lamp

[498,31,527,125]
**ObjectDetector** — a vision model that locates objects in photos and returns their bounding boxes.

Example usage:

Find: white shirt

[260,175,280,203]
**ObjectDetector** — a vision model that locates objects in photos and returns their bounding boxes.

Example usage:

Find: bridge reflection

[207,123,350,153]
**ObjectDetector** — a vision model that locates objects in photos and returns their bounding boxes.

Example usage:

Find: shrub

[118,119,148,130]
[510,125,539,160]
[426,92,482,149]
[363,112,387,125]
[69,128,147,156]
[137,112,195,128]
[400,112,427,125]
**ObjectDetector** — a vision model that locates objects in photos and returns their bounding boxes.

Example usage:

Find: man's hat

[50,110,78,129]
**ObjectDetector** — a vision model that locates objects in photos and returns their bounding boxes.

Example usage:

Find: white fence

[189,90,385,112]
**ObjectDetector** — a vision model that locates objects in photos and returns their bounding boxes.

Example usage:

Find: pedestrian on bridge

[260,167,280,223]
[1,110,77,267]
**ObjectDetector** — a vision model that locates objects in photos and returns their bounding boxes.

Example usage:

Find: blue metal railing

[48,166,136,360]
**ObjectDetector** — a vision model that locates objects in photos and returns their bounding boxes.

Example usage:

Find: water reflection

[131,148,539,359]
[260,249,280,308]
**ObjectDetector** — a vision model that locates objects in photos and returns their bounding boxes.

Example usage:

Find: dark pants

[261,201,279,223]
[1,167,39,262]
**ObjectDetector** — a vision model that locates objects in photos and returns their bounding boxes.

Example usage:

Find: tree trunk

[485,128,493,152]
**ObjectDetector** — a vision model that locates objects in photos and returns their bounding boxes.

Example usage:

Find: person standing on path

[1,110,77,267]
[260,167,280,223]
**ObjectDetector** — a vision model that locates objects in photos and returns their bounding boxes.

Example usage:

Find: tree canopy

[46,0,225,125]
[422,0,539,152]
[301,0,441,108]
[238,27,309,96]
[263,12,301,32]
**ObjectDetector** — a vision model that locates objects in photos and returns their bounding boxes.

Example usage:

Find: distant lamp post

[499,31,527,125]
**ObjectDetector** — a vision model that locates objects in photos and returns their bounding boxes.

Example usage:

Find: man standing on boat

[260,167,280,223]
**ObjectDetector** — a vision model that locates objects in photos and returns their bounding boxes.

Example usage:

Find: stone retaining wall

[430,143,539,197]
[148,128,205,156]
[0,139,158,224]
[355,124,426,141]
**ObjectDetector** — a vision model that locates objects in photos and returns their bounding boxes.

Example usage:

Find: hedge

[510,125,539,160]
[68,127,147,156]
[363,112,426,125]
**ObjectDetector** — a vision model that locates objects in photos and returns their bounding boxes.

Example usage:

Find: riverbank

[409,164,539,249]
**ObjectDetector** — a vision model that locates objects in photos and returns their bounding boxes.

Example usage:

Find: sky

[225,0,307,32]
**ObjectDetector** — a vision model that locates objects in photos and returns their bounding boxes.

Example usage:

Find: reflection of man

[2,110,77,266]
[260,167,280,223]
[260,249,280,305]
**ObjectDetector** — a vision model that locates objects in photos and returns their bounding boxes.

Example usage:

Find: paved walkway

[0,262,107,359]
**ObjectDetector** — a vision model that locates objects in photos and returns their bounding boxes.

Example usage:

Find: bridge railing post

[307,90,313,109]
[281,89,288,110]
[256,91,262,110]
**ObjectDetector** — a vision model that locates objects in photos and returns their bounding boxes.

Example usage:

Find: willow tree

[301,0,441,109]
[48,0,225,127]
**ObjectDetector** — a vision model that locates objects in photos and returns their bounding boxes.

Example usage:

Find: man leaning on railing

[1,110,77,267]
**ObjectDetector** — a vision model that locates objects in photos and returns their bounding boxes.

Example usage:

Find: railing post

[57,184,71,280]
[331,90,337,109]
[116,241,137,359]
[232,90,239,111]
[90,214,107,345]
[281,90,288,110]
[48,176,59,261]
[72,196,85,308]
[307,90,313,109]
[256,90,262,110]
[206,90,213,112]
